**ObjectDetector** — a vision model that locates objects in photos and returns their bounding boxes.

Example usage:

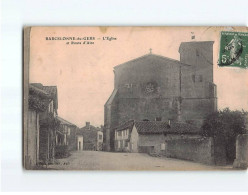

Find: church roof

[114,53,191,69]
[105,89,118,106]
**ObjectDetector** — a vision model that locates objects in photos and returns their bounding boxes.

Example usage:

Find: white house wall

[77,136,84,150]
[130,126,139,152]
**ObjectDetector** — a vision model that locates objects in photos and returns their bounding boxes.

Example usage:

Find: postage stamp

[218,31,248,68]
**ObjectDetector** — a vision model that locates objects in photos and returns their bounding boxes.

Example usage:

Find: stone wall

[233,134,248,169]
[118,98,178,123]
[165,136,214,165]
[181,98,217,126]
[138,134,166,154]
[68,126,78,151]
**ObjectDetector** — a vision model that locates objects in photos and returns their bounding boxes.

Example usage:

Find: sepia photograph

[23,26,248,171]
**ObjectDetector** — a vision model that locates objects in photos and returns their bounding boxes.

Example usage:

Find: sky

[29,26,248,128]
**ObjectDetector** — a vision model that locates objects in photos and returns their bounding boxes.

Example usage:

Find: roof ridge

[105,89,118,105]
[29,85,50,96]
[180,41,214,44]
[114,53,191,69]
[57,116,76,126]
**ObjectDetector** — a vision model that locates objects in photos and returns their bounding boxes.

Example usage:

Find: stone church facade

[104,41,217,151]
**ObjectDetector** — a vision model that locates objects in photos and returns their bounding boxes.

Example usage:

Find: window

[192,75,195,82]
[125,84,130,88]
[196,50,199,56]
[118,131,122,136]
[192,75,203,82]
[99,134,102,140]
[122,140,125,148]
[68,128,70,135]
[125,141,128,147]
[161,143,166,150]
[155,117,162,121]
[118,140,120,148]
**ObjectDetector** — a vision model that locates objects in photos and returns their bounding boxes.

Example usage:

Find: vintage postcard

[23,26,248,170]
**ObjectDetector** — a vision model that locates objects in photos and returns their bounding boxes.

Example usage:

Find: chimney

[191,32,195,40]
[86,122,90,130]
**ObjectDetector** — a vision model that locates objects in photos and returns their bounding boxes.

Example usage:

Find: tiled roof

[80,125,100,132]
[30,83,58,109]
[57,116,76,127]
[28,85,52,112]
[114,120,169,134]
[135,121,169,134]
[114,120,200,135]
[29,85,50,98]
[114,120,134,132]
[42,86,57,97]
[77,124,102,143]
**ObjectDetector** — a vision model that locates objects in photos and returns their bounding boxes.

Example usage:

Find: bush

[202,108,247,163]
[55,145,70,159]
[202,108,247,138]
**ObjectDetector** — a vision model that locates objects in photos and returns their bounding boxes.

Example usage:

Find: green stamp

[218,31,248,68]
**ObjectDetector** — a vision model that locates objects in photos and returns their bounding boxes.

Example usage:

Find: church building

[104,41,217,151]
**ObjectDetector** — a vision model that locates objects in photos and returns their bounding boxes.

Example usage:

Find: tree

[202,108,247,164]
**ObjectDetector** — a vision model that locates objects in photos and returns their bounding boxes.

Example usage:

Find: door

[78,141,81,150]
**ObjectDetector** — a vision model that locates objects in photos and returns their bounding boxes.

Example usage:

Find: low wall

[139,134,166,154]
[165,136,214,165]
[233,134,248,169]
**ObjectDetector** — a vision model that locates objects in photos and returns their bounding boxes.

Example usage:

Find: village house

[56,116,78,157]
[77,122,103,151]
[24,84,51,169]
[114,120,168,153]
[30,83,59,165]
[114,120,214,164]
[56,116,77,148]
